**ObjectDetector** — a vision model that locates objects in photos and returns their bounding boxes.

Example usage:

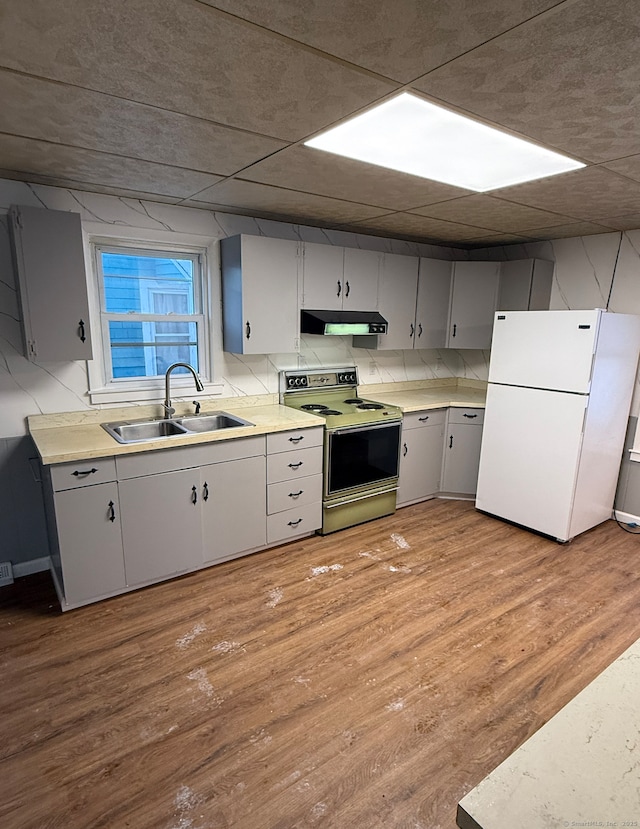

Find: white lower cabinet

[201,455,266,564]
[52,481,126,605]
[119,468,203,587]
[398,409,445,506]
[266,427,323,543]
[441,408,485,496]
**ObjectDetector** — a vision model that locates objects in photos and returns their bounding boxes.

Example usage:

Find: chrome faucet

[163,363,204,418]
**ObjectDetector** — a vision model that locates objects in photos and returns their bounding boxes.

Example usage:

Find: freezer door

[489,309,601,393]
[476,383,588,541]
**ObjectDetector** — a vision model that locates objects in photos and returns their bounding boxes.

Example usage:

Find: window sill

[89,380,224,406]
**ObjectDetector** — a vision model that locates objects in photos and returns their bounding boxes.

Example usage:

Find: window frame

[85,230,223,405]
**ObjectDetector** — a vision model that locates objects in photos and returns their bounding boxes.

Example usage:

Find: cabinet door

[497,259,534,311]
[448,261,499,349]
[376,253,419,350]
[54,482,125,605]
[441,424,483,495]
[10,205,92,361]
[119,469,203,586]
[301,242,344,310]
[342,248,380,310]
[416,258,452,349]
[221,235,300,354]
[398,424,444,506]
[201,455,266,563]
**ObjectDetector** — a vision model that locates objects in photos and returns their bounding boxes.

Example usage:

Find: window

[94,244,208,387]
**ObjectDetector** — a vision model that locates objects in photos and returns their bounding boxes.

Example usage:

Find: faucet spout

[163,363,204,418]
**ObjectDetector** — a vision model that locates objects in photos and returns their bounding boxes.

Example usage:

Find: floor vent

[0,562,14,587]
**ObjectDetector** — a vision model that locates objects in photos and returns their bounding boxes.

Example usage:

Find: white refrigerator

[476,309,640,542]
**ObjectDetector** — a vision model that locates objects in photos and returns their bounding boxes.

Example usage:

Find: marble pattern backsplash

[0,178,488,438]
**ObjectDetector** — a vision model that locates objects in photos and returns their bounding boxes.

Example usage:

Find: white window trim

[83,225,224,405]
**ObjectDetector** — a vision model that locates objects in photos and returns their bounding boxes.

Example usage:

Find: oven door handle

[325,486,398,508]
[326,419,402,436]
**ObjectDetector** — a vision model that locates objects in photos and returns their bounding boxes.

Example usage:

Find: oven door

[325,421,401,498]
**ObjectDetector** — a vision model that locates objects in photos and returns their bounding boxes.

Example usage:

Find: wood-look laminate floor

[2,499,640,829]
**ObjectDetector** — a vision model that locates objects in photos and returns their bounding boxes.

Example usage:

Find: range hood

[300,309,388,336]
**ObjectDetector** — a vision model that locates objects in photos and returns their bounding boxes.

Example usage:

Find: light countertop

[28,379,487,466]
[457,636,640,829]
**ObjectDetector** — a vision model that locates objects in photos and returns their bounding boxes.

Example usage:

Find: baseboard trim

[612,509,640,526]
[13,557,51,578]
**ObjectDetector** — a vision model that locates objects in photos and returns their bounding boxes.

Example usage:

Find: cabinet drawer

[267,474,323,515]
[267,427,323,454]
[267,445,323,484]
[116,435,265,479]
[50,457,116,491]
[447,407,484,425]
[403,409,446,430]
[267,502,322,544]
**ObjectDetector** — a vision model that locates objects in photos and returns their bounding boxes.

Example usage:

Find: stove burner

[301,403,329,412]
[344,398,364,404]
[357,402,384,411]
[321,409,342,416]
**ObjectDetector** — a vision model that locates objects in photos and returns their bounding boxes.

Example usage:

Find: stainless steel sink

[175,412,254,433]
[102,418,189,444]
[101,411,254,444]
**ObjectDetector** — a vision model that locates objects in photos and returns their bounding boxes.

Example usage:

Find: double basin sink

[102,411,254,444]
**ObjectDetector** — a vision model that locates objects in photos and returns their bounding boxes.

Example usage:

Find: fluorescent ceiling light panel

[304,93,585,191]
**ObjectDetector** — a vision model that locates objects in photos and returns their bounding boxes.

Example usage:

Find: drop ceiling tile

[595,214,640,231]
[240,145,470,210]
[0,0,395,142]
[186,179,392,224]
[0,135,224,200]
[516,221,614,241]
[409,194,580,233]
[602,154,640,183]
[343,212,498,243]
[491,167,640,222]
[414,0,640,163]
[203,0,560,82]
[0,71,288,176]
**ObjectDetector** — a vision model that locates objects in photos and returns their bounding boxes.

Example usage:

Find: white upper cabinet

[415,258,453,349]
[221,234,300,354]
[447,261,500,349]
[342,247,381,310]
[301,241,345,310]
[497,259,553,311]
[9,205,93,362]
[375,252,419,350]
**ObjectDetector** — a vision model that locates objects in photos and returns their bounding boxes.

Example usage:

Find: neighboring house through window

[88,240,214,403]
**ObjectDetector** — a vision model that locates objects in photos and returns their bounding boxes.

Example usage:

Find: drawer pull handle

[288,518,303,527]
[345,280,350,297]
[72,467,98,477]
[410,323,415,337]
[337,280,341,297]
[452,323,457,337]
[245,320,251,339]
[288,435,304,443]
[191,485,198,505]
[288,461,303,469]
[289,490,303,498]
[402,442,408,457]
[418,415,429,422]
[463,413,478,419]
[78,319,87,343]
[449,435,453,449]
[417,323,423,338]
[107,501,116,523]
[203,482,209,501]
